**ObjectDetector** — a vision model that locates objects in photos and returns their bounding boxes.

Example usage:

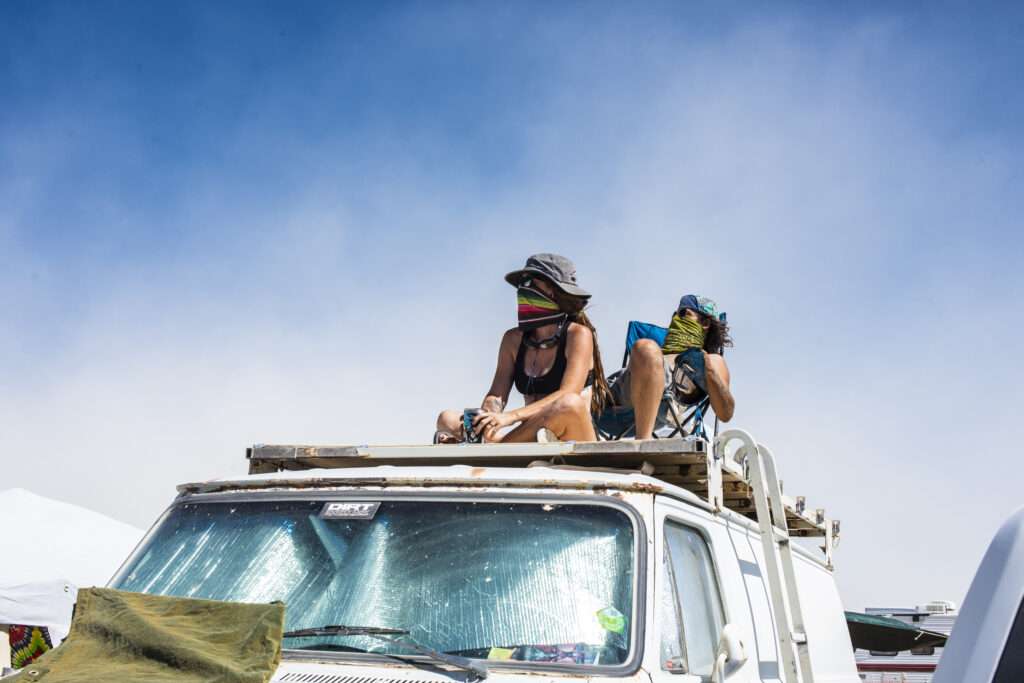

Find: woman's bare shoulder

[566,321,593,339]
[500,328,523,347]
[565,322,594,352]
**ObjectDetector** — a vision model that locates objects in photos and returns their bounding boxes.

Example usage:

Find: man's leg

[628,339,665,439]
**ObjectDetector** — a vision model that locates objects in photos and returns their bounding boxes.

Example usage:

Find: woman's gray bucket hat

[504,253,591,299]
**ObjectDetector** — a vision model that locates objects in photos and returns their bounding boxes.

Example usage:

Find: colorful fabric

[662,313,706,354]
[517,286,566,330]
[515,643,601,664]
[10,624,52,669]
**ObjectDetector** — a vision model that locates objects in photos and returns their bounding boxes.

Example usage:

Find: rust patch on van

[469,467,487,477]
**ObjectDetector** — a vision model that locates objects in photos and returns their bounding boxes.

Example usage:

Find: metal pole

[0,624,11,670]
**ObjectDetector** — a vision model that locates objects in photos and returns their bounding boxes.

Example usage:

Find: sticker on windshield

[319,502,381,520]
[596,606,626,634]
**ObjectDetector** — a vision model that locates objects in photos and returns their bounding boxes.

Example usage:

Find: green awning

[845,610,948,652]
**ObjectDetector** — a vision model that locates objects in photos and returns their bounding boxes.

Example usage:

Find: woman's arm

[704,353,734,422]
[480,329,519,412]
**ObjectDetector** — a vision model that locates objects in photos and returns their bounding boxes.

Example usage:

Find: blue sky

[2,2,1023,610]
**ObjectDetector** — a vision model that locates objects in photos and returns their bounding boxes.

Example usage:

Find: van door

[651,498,758,683]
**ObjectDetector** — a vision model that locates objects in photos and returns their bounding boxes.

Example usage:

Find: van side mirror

[718,624,746,664]
[711,624,747,682]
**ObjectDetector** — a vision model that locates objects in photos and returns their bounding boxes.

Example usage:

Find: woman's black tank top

[514,328,595,397]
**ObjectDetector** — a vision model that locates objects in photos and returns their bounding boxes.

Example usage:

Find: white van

[110,430,858,683]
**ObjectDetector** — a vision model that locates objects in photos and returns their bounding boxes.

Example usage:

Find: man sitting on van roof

[611,295,735,439]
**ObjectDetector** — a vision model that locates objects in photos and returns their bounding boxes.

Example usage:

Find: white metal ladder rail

[715,430,814,683]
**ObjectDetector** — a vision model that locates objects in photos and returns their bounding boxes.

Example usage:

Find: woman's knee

[548,393,589,420]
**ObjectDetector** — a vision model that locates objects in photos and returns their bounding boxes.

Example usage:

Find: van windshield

[112,499,636,667]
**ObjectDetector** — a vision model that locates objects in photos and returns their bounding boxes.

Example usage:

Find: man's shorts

[608,354,677,409]
[598,352,688,438]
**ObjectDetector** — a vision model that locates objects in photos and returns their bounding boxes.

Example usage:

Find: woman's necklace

[523,320,565,394]
[527,347,549,376]
[525,345,554,395]
[523,319,567,349]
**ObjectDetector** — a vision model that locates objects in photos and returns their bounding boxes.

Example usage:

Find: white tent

[0,488,144,588]
[0,580,76,644]
[0,488,144,662]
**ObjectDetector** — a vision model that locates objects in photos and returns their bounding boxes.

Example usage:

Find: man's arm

[704,353,734,422]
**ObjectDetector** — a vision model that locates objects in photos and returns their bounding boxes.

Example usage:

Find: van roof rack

[246,431,839,559]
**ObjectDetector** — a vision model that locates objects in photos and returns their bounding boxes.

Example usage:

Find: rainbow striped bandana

[517,286,567,330]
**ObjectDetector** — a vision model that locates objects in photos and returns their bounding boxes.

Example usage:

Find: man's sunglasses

[679,307,713,322]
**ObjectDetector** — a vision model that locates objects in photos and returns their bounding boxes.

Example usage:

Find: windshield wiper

[369,633,488,681]
[283,624,409,638]
[288,642,373,653]
[281,625,488,681]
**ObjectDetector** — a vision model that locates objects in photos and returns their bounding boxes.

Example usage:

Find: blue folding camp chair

[595,317,725,440]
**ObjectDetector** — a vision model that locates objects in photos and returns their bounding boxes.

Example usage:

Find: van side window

[659,521,726,679]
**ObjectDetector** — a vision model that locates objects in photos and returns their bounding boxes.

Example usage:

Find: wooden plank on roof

[248,440,708,472]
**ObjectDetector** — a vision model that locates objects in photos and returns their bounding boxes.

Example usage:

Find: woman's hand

[473,410,517,442]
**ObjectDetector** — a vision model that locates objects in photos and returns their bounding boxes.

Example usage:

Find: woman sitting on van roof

[435,253,612,443]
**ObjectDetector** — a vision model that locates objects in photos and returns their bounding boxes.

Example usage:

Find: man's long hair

[702,315,734,355]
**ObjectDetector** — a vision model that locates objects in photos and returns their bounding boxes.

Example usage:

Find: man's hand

[473,410,516,442]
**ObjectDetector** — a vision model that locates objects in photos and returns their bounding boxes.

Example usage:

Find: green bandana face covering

[662,313,706,354]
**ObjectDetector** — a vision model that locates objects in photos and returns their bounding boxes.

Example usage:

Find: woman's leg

[548,392,598,441]
[434,409,464,443]
[501,393,596,442]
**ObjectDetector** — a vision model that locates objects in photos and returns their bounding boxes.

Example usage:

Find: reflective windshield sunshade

[114,500,636,666]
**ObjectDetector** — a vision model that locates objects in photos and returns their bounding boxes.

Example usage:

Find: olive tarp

[10,588,284,683]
